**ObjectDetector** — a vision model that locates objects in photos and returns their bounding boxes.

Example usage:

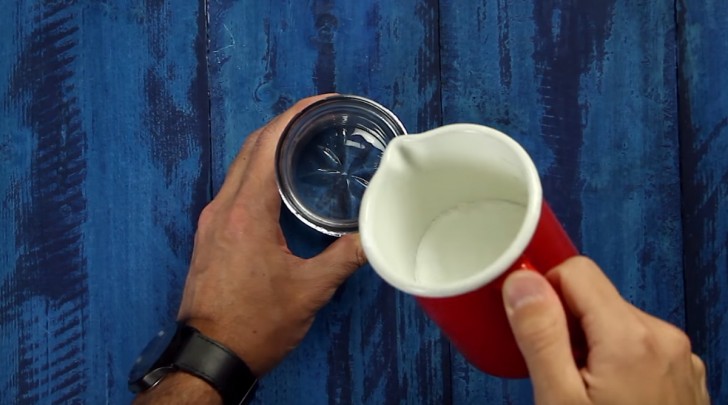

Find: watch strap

[175,325,257,405]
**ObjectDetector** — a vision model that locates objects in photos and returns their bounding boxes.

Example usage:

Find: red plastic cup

[359,124,583,378]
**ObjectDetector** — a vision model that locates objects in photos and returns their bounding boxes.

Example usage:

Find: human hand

[502,257,709,405]
[176,94,367,377]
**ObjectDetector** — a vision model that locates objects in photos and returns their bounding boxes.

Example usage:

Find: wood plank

[677,0,728,400]
[0,1,209,403]
[439,0,684,403]
[208,1,448,403]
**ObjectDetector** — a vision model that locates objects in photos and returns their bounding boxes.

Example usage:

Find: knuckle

[297,95,325,109]
[570,255,598,268]
[619,317,693,366]
[633,323,656,350]
[243,128,262,147]
[550,256,598,281]
[664,326,692,358]
[619,321,660,360]
[692,354,706,377]
[355,245,367,267]
[197,203,218,229]
[254,125,278,147]
[563,256,599,274]
[344,236,367,268]
[643,315,694,358]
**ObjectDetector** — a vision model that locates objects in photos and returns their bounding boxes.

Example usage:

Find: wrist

[130,321,259,405]
[183,318,273,377]
[134,371,221,405]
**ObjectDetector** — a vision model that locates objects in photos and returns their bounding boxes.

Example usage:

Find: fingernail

[503,271,548,314]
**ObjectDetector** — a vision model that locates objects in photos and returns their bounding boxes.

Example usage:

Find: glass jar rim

[275,95,407,236]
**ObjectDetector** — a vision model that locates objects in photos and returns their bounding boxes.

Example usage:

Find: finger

[306,233,367,288]
[546,256,637,347]
[691,354,706,380]
[631,305,695,360]
[502,270,586,403]
[691,354,710,405]
[233,94,336,219]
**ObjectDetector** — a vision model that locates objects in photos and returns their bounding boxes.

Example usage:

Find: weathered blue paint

[678,0,728,400]
[0,1,209,403]
[3,2,89,402]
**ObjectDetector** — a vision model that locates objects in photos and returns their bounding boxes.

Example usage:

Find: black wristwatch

[128,322,257,405]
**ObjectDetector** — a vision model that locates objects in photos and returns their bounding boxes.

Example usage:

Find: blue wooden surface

[0,0,725,404]
[0,1,209,403]
[677,0,728,400]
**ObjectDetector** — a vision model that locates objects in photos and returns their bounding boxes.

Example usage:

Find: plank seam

[203,0,214,203]
[674,0,691,337]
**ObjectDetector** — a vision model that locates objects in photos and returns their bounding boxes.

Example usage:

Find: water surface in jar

[293,125,387,221]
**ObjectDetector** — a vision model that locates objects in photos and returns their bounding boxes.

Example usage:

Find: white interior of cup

[359,124,542,297]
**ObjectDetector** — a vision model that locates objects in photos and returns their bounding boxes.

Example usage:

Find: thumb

[308,233,367,287]
[502,270,585,403]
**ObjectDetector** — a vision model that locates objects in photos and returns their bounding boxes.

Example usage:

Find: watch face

[128,322,179,390]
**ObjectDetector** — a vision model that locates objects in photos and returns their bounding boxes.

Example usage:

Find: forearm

[133,372,221,405]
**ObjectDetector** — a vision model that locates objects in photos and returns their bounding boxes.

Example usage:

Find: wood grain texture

[0,1,209,403]
[677,0,728,401]
[208,1,449,403]
[440,1,684,402]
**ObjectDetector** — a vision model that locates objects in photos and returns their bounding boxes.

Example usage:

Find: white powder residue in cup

[413,200,526,285]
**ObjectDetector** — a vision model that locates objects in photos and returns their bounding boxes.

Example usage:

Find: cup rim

[359,123,543,297]
[275,95,407,236]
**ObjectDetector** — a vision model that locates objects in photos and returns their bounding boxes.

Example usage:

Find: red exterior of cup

[416,201,583,378]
